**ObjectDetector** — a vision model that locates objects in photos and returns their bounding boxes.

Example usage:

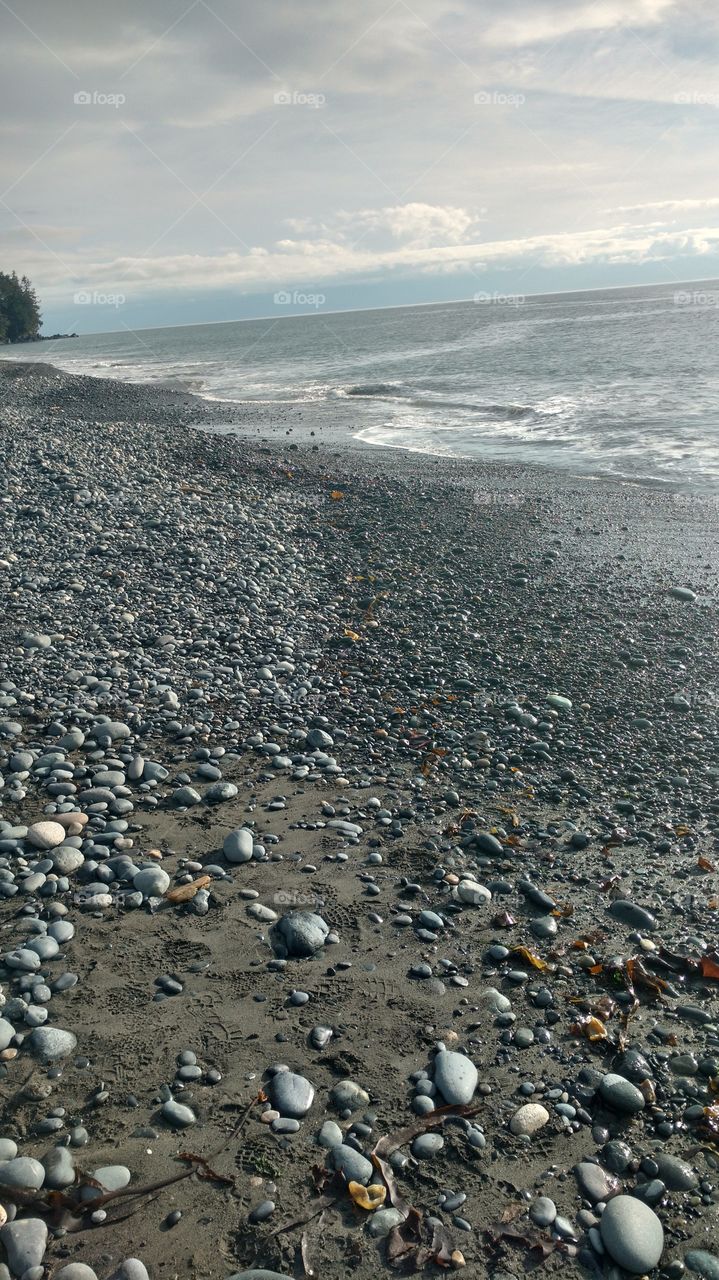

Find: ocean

[6,280,719,489]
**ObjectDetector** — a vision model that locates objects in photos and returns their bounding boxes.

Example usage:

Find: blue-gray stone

[600,1196,663,1272]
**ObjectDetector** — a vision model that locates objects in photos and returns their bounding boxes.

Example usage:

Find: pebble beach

[1,358,719,1280]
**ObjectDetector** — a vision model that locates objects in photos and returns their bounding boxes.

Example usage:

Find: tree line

[0,271,42,343]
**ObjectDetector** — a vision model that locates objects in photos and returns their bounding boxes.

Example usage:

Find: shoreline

[1,360,719,1280]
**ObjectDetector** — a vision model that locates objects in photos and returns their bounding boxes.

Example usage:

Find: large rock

[600,1195,663,1272]
[26,820,66,850]
[224,828,254,863]
[0,1218,48,1274]
[269,911,329,958]
[270,1071,314,1118]
[433,1050,478,1105]
[28,1025,77,1062]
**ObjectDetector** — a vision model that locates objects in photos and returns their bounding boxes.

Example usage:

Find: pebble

[433,1050,478,1105]
[270,1071,315,1118]
[509,1103,550,1136]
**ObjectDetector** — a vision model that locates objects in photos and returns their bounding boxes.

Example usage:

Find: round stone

[332,1144,374,1185]
[223,828,254,863]
[133,867,170,897]
[509,1103,550,1137]
[270,1071,314,1118]
[599,1073,645,1114]
[26,821,66,850]
[599,1195,663,1273]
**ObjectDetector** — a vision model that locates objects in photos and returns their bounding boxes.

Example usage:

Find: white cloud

[29,211,719,301]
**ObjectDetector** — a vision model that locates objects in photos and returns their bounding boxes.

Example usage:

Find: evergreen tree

[0,271,42,342]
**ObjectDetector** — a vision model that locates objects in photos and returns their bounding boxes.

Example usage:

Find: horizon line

[37,270,719,340]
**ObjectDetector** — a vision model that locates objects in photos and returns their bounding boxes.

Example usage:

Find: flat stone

[0,1019,14,1052]
[41,1146,76,1189]
[433,1050,478,1105]
[599,1073,645,1114]
[653,1153,698,1191]
[600,1195,663,1273]
[270,1071,314,1118]
[332,1144,374,1185]
[574,1161,620,1203]
[609,899,656,932]
[456,879,491,906]
[54,1266,99,1280]
[317,1121,343,1148]
[367,1207,406,1238]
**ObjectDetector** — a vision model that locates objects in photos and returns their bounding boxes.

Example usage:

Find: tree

[0,271,42,342]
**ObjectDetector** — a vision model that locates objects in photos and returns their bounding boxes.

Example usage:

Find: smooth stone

[433,1050,478,1105]
[161,1100,196,1128]
[685,1252,719,1280]
[599,1073,645,1114]
[475,832,503,855]
[609,899,656,932]
[456,879,491,906]
[270,1071,314,1118]
[530,1196,557,1227]
[0,1141,17,1161]
[367,1207,405,1238]
[510,1103,550,1136]
[26,821,66,850]
[54,1266,99,1280]
[28,1026,77,1062]
[599,1195,663,1273]
[269,911,329,958]
[106,1262,150,1280]
[41,1146,76,1188]
[332,1144,374,1185]
[227,1272,293,1279]
[575,1161,620,1203]
[329,1080,369,1111]
[51,848,85,875]
[412,1133,444,1158]
[0,1019,14,1052]
[0,1157,45,1189]
[173,786,201,806]
[0,1220,48,1274]
[133,867,170,897]
[653,1153,698,1191]
[317,1121,343,1149]
[223,828,254,863]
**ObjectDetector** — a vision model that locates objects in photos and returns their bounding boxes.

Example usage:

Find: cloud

[28,208,719,304]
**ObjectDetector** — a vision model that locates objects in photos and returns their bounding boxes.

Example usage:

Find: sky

[2,0,719,333]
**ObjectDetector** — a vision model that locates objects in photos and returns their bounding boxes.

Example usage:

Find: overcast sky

[2,0,719,332]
